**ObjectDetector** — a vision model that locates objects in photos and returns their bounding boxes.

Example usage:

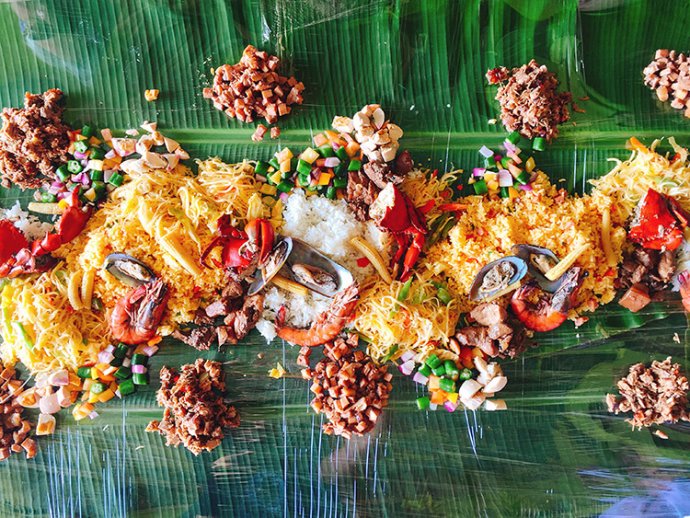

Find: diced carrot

[318,172,333,186]
[430,390,447,405]
[628,137,648,153]
[97,389,115,403]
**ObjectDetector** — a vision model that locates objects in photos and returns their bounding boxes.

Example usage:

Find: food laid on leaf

[607,357,690,431]
[2,46,690,459]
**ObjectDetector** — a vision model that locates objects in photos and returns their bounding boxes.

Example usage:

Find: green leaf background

[1,0,690,516]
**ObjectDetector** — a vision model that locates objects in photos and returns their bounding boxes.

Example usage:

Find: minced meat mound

[606,357,690,429]
[0,89,71,189]
[486,60,572,141]
[146,359,240,454]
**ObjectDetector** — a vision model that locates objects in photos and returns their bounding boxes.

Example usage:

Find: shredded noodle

[0,267,110,374]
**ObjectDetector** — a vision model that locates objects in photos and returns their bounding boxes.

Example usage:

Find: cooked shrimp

[678,270,690,312]
[275,283,359,347]
[110,279,169,345]
[511,267,582,332]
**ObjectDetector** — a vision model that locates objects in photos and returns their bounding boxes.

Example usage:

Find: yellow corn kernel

[300,147,319,164]
[260,184,277,196]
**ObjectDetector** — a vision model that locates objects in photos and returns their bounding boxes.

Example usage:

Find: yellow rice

[424,171,627,315]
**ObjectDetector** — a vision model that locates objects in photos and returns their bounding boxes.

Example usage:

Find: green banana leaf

[1,0,690,516]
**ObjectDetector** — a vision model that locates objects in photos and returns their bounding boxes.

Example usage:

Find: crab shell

[369,183,409,232]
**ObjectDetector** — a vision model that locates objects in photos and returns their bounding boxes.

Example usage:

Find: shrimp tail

[275,283,359,347]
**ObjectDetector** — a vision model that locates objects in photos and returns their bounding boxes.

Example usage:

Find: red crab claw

[33,190,92,256]
[222,236,253,269]
[215,214,246,239]
[667,195,690,229]
[245,218,274,265]
[628,189,682,250]
[0,220,28,264]
[369,183,410,233]
[403,193,428,235]
[399,232,425,282]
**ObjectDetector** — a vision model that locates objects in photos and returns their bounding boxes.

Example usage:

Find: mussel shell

[247,237,293,296]
[103,253,156,287]
[469,256,528,301]
[247,237,354,298]
[512,244,563,293]
[286,238,354,298]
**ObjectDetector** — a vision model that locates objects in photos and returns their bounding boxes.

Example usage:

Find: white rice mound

[1,202,53,240]
[256,189,389,342]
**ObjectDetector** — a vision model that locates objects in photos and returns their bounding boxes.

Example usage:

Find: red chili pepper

[671,153,681,163]
[604,267,615,277]
[356,257,370,268]
[438,203,468,212]
[431,169,438,178]
[440,189,452,199]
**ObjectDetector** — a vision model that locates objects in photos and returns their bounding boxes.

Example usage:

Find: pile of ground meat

[146,359,240,455]
[606,357,690,429]
[0,89,71,189]
[486,60,572,141]
[203,45,304,125]
[0,363,37,461]
[299,334,392,438]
